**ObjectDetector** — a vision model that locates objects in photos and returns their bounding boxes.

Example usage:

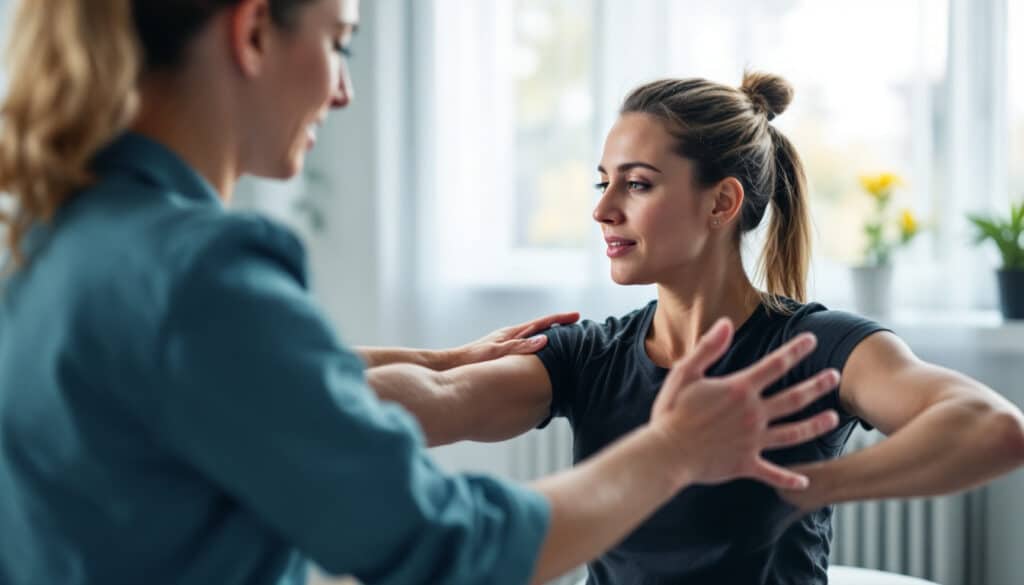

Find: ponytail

[0,0,141,265]
[759,126,810,308]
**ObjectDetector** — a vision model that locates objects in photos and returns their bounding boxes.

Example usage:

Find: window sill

[886,309,1024,353]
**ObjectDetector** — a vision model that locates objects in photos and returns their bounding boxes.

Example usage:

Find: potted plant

[968,201,1024,319]
[851,172,921,318]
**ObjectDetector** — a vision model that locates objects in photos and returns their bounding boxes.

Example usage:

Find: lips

[605,236,637,258]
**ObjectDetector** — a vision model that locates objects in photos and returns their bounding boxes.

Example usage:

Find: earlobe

[228,0,272,78]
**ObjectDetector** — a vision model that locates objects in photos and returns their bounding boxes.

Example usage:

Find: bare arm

[366,355,553,447]
[527,320,843,583]
[356,312,579,369]
[781,331,1024,510]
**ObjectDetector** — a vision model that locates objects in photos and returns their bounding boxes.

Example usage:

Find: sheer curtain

[410,0,1012,332]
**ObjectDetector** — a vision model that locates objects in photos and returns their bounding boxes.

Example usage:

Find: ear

[227,0,274,78]
[709,177,745,229]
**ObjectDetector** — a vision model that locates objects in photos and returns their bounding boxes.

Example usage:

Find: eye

[627,181,651,192]
[594,181,609,192]
[333,41,353,58]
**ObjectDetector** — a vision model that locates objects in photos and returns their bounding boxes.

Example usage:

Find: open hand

[443,311,581,369]
[650,319,841,491]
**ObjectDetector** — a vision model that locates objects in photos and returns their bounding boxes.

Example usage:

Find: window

[427,0,597,287]
[424,0,1007,311]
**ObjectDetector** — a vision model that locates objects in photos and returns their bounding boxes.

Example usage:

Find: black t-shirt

[535,299,887,585]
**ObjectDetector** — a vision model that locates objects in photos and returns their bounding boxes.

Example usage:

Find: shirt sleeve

[533,321,590,427]
[791,307,890,430]
[150,218,549,585]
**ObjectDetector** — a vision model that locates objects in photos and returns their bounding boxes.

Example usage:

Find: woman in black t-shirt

[367,72,1024,585]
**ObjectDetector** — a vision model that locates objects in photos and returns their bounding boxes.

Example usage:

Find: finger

[761,410,840,450]
[654,319,734,414]
[513,312,581,338]
[500,335,549,355]
[729,333,817,394]
[679,318,735,379]
[749,458,811,490]
[763,369,840,421]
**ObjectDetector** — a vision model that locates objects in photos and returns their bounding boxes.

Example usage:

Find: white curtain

[408,0,1013,333]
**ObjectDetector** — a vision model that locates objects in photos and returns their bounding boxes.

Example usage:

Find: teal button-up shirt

[0,133,549,585]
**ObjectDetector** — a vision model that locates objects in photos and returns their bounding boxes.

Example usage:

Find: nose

[330,59,353,109]
[592,186,625,225]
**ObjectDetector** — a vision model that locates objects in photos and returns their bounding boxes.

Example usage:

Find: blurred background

[4,0,1024,584]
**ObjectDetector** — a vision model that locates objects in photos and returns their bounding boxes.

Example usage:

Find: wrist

[428,349,458,371]
[636,425,696,493]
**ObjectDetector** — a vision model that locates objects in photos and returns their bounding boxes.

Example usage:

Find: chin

[610,265,657,286]
[610,269,639,286]
[275,154,306,180]
[248,156,304,181]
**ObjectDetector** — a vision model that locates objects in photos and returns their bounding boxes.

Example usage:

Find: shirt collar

[92,132,223,207]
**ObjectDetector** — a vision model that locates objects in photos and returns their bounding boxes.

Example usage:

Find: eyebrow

[597,162,663,174]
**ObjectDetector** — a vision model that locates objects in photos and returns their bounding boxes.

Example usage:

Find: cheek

[644,207,705,256]
[289,46,335,105]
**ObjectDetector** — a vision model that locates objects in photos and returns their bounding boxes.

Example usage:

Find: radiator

[830,428,986,585]
[511,424,988,585]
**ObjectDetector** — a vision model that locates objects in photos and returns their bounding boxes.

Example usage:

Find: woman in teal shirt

[0,1,844,584]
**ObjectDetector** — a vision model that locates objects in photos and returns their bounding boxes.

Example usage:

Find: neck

[646,254,762,368]
[131,71,241,201]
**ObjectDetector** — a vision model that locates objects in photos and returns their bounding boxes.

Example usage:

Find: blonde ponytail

[0,0,141,265]
[759,125,810,305]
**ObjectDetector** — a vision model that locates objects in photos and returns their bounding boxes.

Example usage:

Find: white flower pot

[851,264,893,320]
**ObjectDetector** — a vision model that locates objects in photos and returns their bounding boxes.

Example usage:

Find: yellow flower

[859,172,904,199]
[899,209,919,238]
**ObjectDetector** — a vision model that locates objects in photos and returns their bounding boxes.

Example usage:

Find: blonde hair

[621,71,811,313]
[0,0,140,265]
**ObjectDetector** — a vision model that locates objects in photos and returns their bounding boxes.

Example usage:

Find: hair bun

[740,71,793,121]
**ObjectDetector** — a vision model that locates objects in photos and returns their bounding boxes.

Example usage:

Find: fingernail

[529,335,546,343]
[794,476,809,489]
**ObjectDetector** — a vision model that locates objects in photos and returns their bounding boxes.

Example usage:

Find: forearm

[357,347,452,370]
[790,397,1024,508]
[365,364,464,446]
[528,428,687,585]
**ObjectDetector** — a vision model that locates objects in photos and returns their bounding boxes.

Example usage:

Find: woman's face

[594,113,720,286]
[247,0,357,178]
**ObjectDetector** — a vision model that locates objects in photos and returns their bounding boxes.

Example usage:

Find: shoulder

[543,300,655,350]
[59,173,310,334]
[167,210,306,286]
[785,302,885,344]
[770,299,890,371]
[61,171,306,287]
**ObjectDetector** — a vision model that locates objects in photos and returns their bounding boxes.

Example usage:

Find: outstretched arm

[367,355,553,447]
[356,312,579,370]
[781,331,1024,510]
